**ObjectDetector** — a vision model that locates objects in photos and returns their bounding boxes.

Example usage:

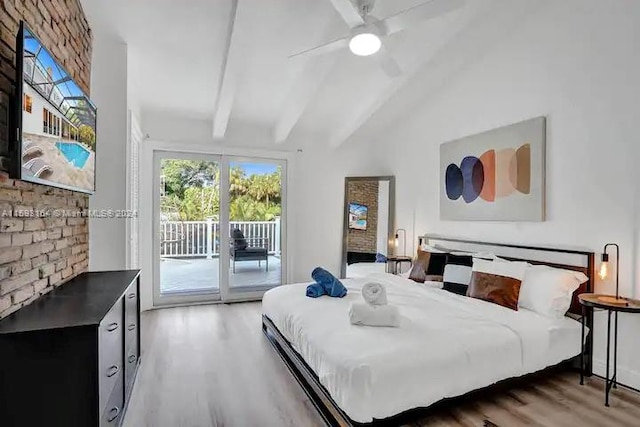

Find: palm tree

[247,175,268,203]
[263,173,280,208]
[229,167,247,197]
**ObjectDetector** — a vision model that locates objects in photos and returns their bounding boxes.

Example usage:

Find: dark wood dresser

[0,270,141,427]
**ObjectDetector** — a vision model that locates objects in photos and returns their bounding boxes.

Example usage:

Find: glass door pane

[155,153,221,304]
[226,159,285,294]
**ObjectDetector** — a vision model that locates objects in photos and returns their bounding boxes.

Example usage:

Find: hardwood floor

[124,302,640,427]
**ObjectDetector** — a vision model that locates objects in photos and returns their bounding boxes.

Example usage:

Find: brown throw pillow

[408,250,431,283]
[408,250,447,283]
[468,271,522,310]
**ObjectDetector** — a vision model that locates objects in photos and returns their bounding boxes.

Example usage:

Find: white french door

[152,151,286,306]
[224,156,287,301]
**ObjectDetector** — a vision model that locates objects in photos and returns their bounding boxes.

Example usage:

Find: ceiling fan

[290,0,465,78]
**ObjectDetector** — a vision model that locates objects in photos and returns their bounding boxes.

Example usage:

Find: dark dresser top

[0,270,140,335]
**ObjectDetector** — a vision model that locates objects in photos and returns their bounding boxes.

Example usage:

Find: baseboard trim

[592,359,640,392]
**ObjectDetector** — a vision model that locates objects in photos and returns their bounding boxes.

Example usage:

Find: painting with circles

[440,117,546,221]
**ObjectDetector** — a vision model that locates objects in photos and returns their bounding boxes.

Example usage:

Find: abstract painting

[440,117,545,221]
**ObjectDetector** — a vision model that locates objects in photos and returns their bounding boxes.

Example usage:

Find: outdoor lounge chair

[229,228,269,273]
[22,140,43,157]
[23,158,52,178]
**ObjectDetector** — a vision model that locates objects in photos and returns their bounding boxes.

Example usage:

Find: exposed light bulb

[599,261,608,280]
[349,33,382,56]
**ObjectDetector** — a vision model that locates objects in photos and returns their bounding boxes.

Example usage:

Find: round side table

[578,293,640,406]
[386,256,412,275]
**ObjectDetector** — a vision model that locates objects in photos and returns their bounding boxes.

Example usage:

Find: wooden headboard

[418,235,595,317]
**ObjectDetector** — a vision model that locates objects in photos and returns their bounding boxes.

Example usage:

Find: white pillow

[518,265,588,318]
[472,258,528,280]
[422,280,444,289]
[420,244,447,253]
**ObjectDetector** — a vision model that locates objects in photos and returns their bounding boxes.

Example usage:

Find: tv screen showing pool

[17,23,97,194]
[348,203,368,230]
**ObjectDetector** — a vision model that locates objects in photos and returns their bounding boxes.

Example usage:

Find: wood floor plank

[123,302,640,427]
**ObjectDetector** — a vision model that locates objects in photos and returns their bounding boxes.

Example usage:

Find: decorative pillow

[468,259,528,310]
[375,253,388,263]
[231,228,247,250]
[518,265,588,318]
[408,250,447,283]
[423,280,444,289]
[442,254,473,295]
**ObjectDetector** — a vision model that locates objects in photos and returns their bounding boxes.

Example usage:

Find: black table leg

[605,309,612,407]
[614,311,618,389]
[580,304,585,385]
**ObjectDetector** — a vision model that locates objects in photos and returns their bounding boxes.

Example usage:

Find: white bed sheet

[262,273,584,423]
[346,262,387,278]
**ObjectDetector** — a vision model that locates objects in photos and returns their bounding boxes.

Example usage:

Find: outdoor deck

[160,256,281,294]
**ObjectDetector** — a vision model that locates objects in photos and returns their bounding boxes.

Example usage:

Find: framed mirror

[340,176,395,278]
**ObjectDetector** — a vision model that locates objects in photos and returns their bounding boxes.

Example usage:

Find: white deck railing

[160,218,281,258]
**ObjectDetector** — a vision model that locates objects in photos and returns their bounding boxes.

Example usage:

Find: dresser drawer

[124,282,138,321]
[125,317,137,343]
[98,301,124,413]
[100,373,124,427]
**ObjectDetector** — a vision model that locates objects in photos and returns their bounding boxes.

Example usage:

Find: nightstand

[386,256,412,275]
[578,293,640,406]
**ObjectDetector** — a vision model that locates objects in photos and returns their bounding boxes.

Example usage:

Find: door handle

[106,365,120,378]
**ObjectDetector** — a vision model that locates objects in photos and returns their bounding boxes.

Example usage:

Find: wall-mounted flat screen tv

[12,22,96,194]
[348,202,368,230]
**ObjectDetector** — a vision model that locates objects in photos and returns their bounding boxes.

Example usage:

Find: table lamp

[395,229,406,257]
[598,243,627,305]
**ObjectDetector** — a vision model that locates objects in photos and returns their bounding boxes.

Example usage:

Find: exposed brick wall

[0,0,92,318]
[347,180,379,254]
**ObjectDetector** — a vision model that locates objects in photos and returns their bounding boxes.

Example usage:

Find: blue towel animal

[306,283,325,298]
[310,267,347,298]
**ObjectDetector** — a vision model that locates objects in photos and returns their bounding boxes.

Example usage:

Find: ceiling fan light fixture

[349,33,381,56]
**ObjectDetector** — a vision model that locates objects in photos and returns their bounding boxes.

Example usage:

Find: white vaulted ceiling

[80,0,518,149]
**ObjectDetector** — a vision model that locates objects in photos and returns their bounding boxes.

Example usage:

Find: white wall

[89,34,129,271]
[368,0,640,387]
[377,180,390,256]
[288,141,383,283]
[141,110,212,145]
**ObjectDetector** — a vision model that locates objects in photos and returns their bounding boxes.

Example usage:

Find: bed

[262,236,595,426]
[345,251,389,278]
[345,262,387,278]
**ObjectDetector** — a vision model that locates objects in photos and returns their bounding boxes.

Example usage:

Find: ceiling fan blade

[289,36,350,60]
[328,0,366,28]
[376,46,402,78]
[374,0,465,36]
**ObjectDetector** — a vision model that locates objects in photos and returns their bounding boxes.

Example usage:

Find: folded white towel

[361,282,387,305]
[348,303,400,327]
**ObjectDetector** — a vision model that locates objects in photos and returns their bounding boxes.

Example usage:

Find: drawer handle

[128,354,137,364]
[107,406,120,423]
[106,365,120,377]
[127,323,136,331]
[106,322,119,332]
[128,293,136,299]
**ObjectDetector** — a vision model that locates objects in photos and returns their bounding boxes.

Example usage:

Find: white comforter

[346,262,387,278]
[262,273,582,423]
